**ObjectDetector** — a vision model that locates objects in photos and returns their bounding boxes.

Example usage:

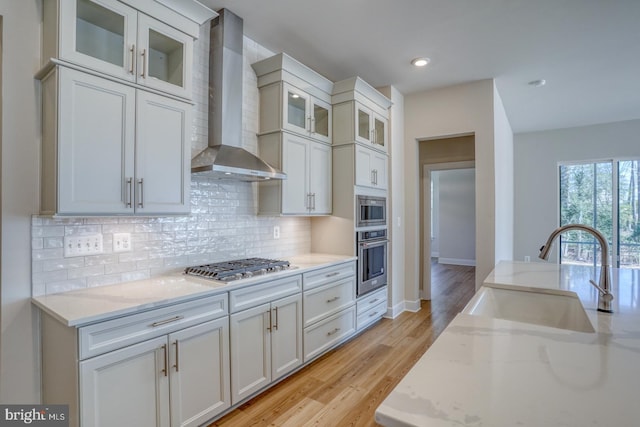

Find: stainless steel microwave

[356,195,386,228]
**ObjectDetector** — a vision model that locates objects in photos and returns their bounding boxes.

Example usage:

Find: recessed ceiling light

[291,93,300,98]
[528,79,546,87]
[411,57,430,67]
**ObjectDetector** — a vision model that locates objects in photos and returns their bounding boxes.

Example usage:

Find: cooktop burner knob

[234,273,243,280]
[245,271,253,278]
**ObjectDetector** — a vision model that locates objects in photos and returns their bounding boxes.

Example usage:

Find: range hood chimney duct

[191,8,286,180]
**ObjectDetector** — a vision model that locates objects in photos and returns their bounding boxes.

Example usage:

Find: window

[559,160,640,269]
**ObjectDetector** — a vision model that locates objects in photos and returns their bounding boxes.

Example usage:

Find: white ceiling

[200,0,640,133]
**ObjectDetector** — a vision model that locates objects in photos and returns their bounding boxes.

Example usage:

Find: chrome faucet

[539,224,614,313]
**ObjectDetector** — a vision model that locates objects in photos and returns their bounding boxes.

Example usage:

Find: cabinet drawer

[229,275,302,313]
[302,261,355,290]
[303,306,356,362]
[356,300,386,331]
[303,277,355,327]
[356,286,387,314]
[79,293,228,359]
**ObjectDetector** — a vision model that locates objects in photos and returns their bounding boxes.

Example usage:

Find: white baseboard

[384,301,404,319]
[404,299,421,312]
[438,257,476,267]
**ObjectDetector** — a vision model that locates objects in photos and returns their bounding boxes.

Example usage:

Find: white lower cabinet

[302,261,357,363]
[41,294,230,427]
[80,317,231,427]
[229,277,303,405]
[80,335,171,427]
[79,317,230,427]
[356,286,387,331]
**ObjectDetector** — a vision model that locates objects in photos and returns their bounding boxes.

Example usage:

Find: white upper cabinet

[355,144,388,190]
[258,132,332,216]
[45,0,204,99]
[252,53,333,144]
[332,77,391,154]
[42,66,191,215]
[253,53,334,216]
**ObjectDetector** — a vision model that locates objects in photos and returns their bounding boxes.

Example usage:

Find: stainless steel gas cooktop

[184,258,291,282]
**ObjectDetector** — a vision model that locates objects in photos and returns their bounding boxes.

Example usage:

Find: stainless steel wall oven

[357,228,387,296]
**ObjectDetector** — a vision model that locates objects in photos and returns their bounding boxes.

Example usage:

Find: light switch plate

[64,234,104,258]
[113,233,132,253]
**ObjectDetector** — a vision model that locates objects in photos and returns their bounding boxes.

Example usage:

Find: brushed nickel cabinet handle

[327,327,341,337]
[369,310,380,318]
[266,310,272,332]
[149,315,184,327]
[140,49,146,77]
[137,178,144,208]
[326,296,340,303]
[274,307,279,331]
[369,298,380,305]
[129,44,135,74]
[161,344,168,377]
[325,272,339,278]
[173,341,179,372]
[125,177,133,208]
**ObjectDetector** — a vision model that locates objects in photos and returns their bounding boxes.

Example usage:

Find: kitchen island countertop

[375,261,640,427]
[32,253,356,327]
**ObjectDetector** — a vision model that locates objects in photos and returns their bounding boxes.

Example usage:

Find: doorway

[418,135,476,302]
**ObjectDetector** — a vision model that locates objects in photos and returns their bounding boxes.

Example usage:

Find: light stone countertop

[375,260,640,427]
[32,253,356,327]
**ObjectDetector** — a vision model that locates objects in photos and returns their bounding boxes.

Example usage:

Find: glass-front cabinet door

[355,104,372,145]
[283,83,310,135]
[137,14,193,98]
[59,0,138,82]
[373,115,387,152]
[281,83,331,143]
[310,99,331,143]
[57,0,193,99]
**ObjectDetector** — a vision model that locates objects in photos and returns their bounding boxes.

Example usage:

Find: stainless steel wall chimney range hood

[191,9,286,181]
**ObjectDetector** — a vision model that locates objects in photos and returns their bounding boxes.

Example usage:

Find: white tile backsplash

[32,29,311,296]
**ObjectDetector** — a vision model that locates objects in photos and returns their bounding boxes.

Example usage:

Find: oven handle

[359,239,388,248]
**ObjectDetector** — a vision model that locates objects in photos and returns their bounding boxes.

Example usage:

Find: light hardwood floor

[209,261,476,427]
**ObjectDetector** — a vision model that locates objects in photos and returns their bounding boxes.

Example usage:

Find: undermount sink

[463,286,595,333]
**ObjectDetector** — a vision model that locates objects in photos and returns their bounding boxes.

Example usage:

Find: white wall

[1,1,42,403]
[514,119,640,262]
[404,80,496,294]
[379,86,406,317]
[493,83,514,263]
[436,169,476,265]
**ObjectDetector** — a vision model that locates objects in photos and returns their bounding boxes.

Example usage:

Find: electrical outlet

[64,234,104,258]
[113,233,132,253]
[273,226,280,239]
[524,256,531,262]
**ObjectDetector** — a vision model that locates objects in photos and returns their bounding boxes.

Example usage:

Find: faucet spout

[538,224,613,313]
